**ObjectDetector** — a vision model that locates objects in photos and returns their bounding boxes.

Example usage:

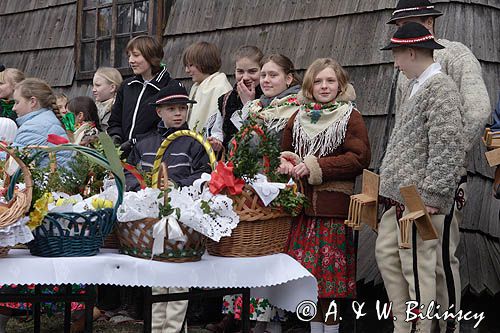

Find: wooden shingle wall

[162,0,500,295]
[0,0,77,86]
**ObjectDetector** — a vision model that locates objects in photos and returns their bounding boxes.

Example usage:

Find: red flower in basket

[47,134,69,145]
[209,161,245,196]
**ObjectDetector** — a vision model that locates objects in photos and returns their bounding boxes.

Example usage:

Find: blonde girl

[0,68,25,120]
[92,67,122,131]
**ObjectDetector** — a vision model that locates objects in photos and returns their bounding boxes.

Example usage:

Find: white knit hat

[0,117,18,144]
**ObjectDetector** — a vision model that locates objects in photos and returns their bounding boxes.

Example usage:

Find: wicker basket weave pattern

[117,130,215,262]
[6,144,124,257]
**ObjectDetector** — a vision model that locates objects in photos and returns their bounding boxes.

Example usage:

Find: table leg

[33,285,41,333]
[241,288,250,333]
[143,287,152,333]
[84,285,95,333]
[64,285,71,333]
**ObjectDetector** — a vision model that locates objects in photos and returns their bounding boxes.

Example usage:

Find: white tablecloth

[0,249,317,311]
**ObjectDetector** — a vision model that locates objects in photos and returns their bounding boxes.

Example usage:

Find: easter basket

[116,130,217,262]
[7,136,125,257]
[206,119,304,257]
[0,142,34,257]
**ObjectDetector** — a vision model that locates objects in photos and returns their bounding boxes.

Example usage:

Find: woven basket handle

[0,142,33,208]
[151,130,217,189]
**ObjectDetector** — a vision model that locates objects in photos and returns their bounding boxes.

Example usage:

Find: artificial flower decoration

[209,161,245,195]
[47,134,69,145]
[28,192,52,230]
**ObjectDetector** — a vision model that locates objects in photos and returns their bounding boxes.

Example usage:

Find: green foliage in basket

[227,114,281,181]
[271,186,308,217]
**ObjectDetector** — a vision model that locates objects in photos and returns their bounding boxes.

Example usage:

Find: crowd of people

[0,0,497,332]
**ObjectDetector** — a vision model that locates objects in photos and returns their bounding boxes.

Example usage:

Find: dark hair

[233,45,264,64]
[260,54,301,86]
[182,41,222,75]
[67,96,102,131]
[126,35,164,75]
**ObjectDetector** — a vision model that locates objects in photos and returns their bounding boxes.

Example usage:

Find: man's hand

[425,205,439,215]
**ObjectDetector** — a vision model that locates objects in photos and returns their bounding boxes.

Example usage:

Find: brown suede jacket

[281,110,371,218]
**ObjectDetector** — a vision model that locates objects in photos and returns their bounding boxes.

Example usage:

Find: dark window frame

[75,0,164,80]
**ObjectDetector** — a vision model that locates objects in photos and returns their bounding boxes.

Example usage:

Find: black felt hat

[0,64,5,72]
[387,0,443,24]
[150,81,196,107]
[381,22,444,50]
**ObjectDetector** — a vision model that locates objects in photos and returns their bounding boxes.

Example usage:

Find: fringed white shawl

[293,101,353,158]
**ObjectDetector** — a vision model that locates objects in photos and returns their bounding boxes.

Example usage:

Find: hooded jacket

[125,122,212,191]
[107,66,175,143]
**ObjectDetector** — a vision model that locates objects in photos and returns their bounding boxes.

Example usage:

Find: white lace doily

[117,188,163,222]
[169,186,239,242]
[0,217,34,247]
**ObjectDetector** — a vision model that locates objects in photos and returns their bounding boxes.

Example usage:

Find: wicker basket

[0,247,10,258]
[206,185,292,257]
[0,143,33,229]
[117,130,216,262]
[7,144,124,257]
[0,143,34,258]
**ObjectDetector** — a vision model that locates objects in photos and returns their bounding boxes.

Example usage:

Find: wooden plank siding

[0,1,77,86]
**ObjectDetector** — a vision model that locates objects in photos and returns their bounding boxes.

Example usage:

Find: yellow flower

[28,193,52,230]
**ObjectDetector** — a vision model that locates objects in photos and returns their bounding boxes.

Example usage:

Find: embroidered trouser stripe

[443,207,457,333]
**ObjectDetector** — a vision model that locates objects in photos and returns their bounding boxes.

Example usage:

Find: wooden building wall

[1,0,499,295]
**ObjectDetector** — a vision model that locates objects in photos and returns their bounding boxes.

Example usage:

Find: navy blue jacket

[125,122,212,191]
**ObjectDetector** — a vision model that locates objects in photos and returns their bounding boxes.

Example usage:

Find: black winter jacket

[125,122,212,191]
[107,66,176,143]
[217,84,263,149]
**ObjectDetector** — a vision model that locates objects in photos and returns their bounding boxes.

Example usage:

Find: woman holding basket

[279,58,370,333]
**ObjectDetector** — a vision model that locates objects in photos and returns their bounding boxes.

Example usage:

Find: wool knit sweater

[396,39,490,153]
[380,72,465,213]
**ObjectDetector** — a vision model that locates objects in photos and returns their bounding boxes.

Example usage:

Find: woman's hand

[237,80,256,105]
[278,157,294,175]
[292,162,310,178]
[208,137,223,152]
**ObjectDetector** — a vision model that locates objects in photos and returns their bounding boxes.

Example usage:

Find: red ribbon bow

[209,161,245,195]
[47,134,69,145]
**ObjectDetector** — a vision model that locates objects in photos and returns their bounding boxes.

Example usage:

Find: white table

[0,249,318,332]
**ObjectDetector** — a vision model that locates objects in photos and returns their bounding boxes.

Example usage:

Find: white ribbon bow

[151,214,187,257]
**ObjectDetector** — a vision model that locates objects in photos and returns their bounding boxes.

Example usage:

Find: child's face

[93,74,116,102]
[128,48,152,78]
[235,57,260,89]
[312,67,339,104]
[157,103,188,128]
[392,48,417,79]
[260,61,293,98]
[56,97,68,115]
[0,77,15,99]
[185,64,208,84]
[13,89,33,117]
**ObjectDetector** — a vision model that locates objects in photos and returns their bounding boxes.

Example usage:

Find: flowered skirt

[222,294,286,322]
[286,215,356,299]
[0,284,85,314]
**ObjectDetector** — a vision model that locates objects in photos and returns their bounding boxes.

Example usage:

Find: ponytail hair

[15,78,59,115]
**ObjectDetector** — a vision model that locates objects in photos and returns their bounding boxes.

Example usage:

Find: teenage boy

[386,2,491,331]
[377,22,466,333]
[126,82,211,333]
